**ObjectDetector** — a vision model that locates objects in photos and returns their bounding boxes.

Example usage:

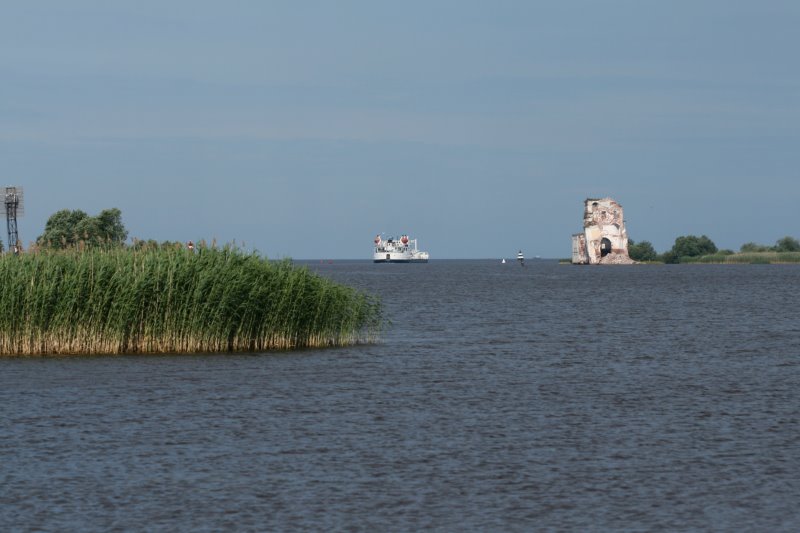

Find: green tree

[740,242,771,253]
[74,216,103,247]
[670,235,717,261]
[661,250,680,264]
[628,239,658,262]
[38,208,128,249]
[96,208,128,244]
[37,209,90,249]
[774,236,800,252]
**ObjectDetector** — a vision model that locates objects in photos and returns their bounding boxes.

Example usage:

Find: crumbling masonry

[571,198,636,264]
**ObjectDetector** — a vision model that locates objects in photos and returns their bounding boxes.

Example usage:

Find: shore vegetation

[627,239,658,262]
[627,234,800,264]
[37,208,128,249]
[0,244,381,356]
[681,251,800,264]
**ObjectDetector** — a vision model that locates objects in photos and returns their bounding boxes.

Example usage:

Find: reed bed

[682,252,800,264]
[0,245,381,355]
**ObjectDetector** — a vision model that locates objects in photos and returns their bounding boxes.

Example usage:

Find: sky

[1,1,798,258]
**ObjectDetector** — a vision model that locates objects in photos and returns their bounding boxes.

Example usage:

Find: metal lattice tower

[2,186,24,253]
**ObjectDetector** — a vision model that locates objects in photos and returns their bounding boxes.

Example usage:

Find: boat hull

[373,258,429,263]
[373,250,429,263]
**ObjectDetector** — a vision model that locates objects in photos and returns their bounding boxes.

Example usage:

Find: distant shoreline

[294,257,800,264]
[557,251,800,265]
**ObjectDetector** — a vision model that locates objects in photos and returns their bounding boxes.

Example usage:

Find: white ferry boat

[373,234,429,263]
[517,250,525,264]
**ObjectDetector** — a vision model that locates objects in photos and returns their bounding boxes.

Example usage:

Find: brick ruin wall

[571,198,636,265]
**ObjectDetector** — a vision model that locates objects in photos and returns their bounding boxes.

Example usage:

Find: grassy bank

[0,245,381,355]
[682,252,800,264]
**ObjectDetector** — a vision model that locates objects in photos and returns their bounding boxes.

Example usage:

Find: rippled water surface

[2,261,799,531]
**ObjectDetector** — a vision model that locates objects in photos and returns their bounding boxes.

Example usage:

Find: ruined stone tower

[571,198,635,264]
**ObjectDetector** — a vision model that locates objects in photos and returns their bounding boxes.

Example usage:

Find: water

[2,261,799,531]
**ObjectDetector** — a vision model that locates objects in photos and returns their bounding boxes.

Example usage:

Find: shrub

[671,235,717,258]
[628,239,658,262]
[774,236,800,252]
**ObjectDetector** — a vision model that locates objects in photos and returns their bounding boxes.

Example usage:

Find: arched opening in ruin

[600,238,612,257]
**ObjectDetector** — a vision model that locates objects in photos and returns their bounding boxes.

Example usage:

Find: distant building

[571,198,635,264]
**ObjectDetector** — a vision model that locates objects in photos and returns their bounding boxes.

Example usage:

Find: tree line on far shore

[24,208,187,252]
[0,208,195,254]
[12,207,800,265]
[36,208,128,249]
[1,208,129,253]
[628,235,800,263]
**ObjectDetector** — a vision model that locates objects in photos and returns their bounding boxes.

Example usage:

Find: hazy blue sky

[2,1,798,258]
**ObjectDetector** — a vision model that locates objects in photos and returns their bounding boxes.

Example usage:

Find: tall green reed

[0,245,381,355]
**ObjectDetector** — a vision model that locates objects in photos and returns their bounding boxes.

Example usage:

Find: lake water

[1,260,799,531]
